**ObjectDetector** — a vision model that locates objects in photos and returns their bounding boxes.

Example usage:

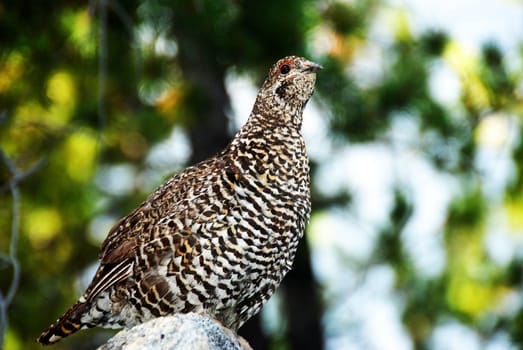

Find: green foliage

[317,55,378,140]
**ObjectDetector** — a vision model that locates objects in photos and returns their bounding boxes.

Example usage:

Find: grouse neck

[246,107,306,131]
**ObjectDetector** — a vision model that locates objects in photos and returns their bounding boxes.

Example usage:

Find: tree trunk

[282,239,324,350]
[171,27,231,164]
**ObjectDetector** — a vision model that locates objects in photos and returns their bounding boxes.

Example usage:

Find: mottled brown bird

[37,56,321,345]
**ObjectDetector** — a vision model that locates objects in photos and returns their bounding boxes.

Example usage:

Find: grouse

[37,56,321,344]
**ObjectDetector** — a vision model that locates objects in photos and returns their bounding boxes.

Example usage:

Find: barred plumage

[37,56,321,345]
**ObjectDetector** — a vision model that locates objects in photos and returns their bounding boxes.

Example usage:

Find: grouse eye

[279,64,291,74]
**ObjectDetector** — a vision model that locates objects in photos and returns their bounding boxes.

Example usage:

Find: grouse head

[252,56,322,127]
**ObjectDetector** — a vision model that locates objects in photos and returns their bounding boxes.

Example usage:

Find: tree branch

[0,148,45,348]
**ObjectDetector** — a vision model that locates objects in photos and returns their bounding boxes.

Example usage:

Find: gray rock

[98,313,252,350]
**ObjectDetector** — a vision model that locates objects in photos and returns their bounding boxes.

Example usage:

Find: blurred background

[1,0,523,349]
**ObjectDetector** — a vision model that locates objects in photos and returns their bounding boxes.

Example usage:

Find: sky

[394,0,523,56]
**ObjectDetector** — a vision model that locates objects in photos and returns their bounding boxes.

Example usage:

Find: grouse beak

[302,61,323,73]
